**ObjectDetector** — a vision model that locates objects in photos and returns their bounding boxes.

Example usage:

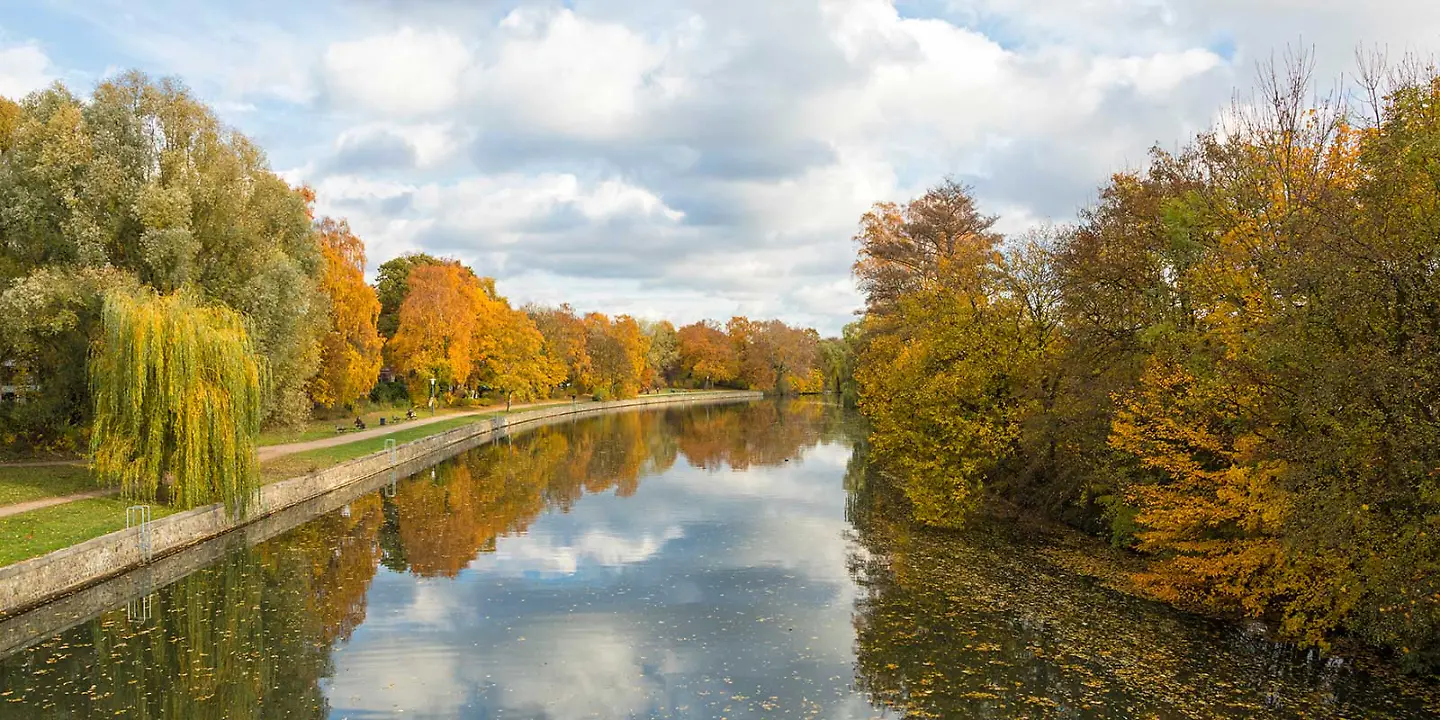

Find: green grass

[0,389,740,567]
[0,464,98,505]
[259,414,497,483]
[254,397,586,446]
[0,497,177,567]
[256,405,476,446]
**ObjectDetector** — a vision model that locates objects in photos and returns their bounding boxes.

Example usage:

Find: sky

[1,0,1437,335]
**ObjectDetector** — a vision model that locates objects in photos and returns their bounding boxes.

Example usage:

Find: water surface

[1,400,1435,718]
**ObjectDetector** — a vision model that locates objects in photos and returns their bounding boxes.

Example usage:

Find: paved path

[255,399,574,462]
[0,488,118,519]
[1,394,695,517]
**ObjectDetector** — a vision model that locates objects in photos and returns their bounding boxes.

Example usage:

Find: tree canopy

[850,57,1440,671]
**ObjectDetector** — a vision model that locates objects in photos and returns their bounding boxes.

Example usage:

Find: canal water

[1,400,1436,718]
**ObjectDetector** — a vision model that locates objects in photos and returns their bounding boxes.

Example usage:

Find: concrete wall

[0,390,761,620]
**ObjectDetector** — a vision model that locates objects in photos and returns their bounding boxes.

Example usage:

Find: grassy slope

[0,465,97,505]
[0,389,726,567]
[0,497,176,567]
[258,414,495,482]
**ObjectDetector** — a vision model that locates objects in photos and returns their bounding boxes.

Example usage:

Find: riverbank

[0,390,762,616]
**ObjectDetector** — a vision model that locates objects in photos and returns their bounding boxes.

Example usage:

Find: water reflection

[1,400,1436,718]
[845,441,1440,719]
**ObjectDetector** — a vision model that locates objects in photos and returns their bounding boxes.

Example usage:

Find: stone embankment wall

[0,391,762,623]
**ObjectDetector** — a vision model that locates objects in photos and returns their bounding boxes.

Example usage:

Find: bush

[369,380,410,406]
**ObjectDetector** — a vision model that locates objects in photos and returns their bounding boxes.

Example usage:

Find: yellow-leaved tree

[388,262,485,400]
[473,301,566,409]
[309,217,384,409]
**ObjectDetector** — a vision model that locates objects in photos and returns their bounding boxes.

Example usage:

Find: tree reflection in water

[0,399,836,718]
[844,443,1440,719]
[3,400,1434,718]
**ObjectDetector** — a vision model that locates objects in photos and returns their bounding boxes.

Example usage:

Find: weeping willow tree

[90,287,262,516]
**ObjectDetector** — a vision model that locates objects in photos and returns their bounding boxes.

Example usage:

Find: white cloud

[324,27,472,116]
[0,43,54,98]
[474,8,670,138]
[472,526,685,576]
[21,0,1440,334]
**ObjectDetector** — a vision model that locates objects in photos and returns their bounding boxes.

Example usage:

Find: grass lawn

[258,414,497,483]
[253,392,705,446]
[0,464,98,505]
[0,497,177,567]
[0,389,733,567]
[256,404,476,446]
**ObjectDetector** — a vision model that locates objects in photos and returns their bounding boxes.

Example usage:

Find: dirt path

[256,399,574,462]
[0,488,117,519]
[0,459,84,467]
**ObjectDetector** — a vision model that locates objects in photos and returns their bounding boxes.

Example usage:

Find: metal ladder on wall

[126,505,153,563]
[125,505,155,624]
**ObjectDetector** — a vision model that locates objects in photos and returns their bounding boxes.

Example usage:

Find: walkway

[0,489,117,519]
[0,395,671,518]
[256,399,569,462]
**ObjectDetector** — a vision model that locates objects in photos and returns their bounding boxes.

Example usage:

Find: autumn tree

[387,262,486,400]
[677,320,737,388]
[374,252,443,340]
[583,313,649,399]
[848,54,1440,669]
[528,304,593,394]
[641,319,679,388]
[473,301,565,409]
[853,177,1002,316]
[309,217,384,409]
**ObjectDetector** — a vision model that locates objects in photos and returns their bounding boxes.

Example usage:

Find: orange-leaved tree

[677,320,737,388]
[387,262,486,399]
[309,217,384,409]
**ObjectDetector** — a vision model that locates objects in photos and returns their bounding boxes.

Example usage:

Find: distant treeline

[0,72,843,457]
[850,56,1440,672]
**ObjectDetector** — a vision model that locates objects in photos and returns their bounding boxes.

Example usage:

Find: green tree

[89,287,261,514]
[0,72,325,434]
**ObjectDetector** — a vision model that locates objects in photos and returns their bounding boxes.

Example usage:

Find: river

[0,400,1435,718]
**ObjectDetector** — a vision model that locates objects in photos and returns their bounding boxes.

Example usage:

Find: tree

[309,217,384,409]
[641,319,679,388]
[0,72,326,431]
[387,263,485,398]
[819,322,862,406]
[528,304,593,394]
[473,303,565,409]
[583,313,648,399]
[677,320,737,388]
[374,252,443,340]
[90,287,261,514]
[853,178,1002,316]
[846,55,1440,669]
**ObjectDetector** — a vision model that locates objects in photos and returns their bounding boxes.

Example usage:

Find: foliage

[473,300,566,405]
[677,320,737,387]
[387,262,486,394]
[90,287,261,514]
[641,319,680,387]
[850,58,1440,669]
[583,312,650,399]
[818,324,861,405]
[309,217,384,409]
[0,72,325,431]
[528,303,594,394]
[374,252,442,340]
